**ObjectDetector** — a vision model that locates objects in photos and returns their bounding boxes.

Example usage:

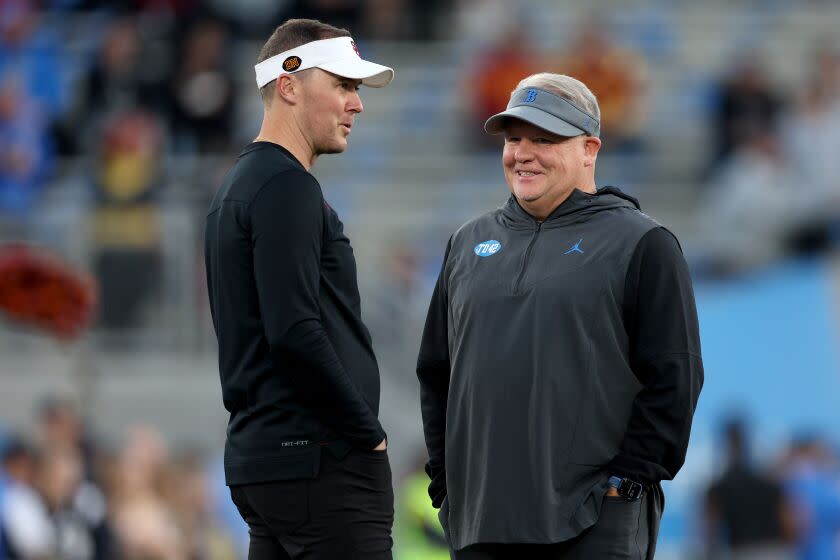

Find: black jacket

[417,187,703,548]
[205,142,385,485]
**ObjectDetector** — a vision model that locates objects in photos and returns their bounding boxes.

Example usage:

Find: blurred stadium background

[1,0,840,558]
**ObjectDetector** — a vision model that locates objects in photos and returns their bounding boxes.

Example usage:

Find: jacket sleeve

[609,226,704,484]
[416,238,453,508]
[249,170,385,450]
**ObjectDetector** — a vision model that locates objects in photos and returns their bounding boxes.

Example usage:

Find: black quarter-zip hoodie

[417,187,703,549]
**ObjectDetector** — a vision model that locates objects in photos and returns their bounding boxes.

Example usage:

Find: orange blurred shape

[0,244,98,341]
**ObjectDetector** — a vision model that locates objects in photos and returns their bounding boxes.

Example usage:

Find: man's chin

[514,190,543,203]
[316,141,348,156]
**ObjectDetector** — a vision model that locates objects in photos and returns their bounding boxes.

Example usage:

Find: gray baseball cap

[484,87,600,137]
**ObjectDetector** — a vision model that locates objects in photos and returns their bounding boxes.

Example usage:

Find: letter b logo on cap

[525,89,538,103]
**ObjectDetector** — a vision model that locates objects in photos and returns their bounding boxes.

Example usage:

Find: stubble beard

[313,130,347,156]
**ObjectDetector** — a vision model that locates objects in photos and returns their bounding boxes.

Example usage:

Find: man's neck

[255,111,316,170]
[520,181,597,221]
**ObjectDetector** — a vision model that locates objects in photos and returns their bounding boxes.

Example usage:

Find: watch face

[619,479,644,500]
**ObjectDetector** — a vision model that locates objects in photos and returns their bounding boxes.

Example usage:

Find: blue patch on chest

[474,240,502,257]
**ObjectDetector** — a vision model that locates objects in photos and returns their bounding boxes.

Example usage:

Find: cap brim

[484,105,587,137]
[318,59,394,88]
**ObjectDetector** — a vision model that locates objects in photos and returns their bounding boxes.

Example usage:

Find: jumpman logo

[564,238,584,255]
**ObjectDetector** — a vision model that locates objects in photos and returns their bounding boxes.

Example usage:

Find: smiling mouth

[516,171,541,177]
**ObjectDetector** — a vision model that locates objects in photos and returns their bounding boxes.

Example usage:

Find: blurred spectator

[0,74,53,216]
[61,16,172,156]
[780,436,840,560]
[36,445,112,559]
[553,17,648,153]
[1,437,54,559]
[700,130,793,274]
[463,24,538,149]
[170,19,236,155]
[160,449,237,560]
[107,426,186,560]
[90,109,165,329]
[711,52,784,171]
[703,418,795,560]
[37,396,98,484]
[779,43,840,254]
[80,17,147,110]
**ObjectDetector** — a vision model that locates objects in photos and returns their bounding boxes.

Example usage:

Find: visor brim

[318,59,394,88]
[484,105,588,137]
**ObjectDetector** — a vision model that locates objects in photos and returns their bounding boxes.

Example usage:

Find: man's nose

[348,91,363,114]
[515,140,535,161]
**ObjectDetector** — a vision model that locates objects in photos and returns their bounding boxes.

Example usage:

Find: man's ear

[275,74,299,104]
[583,136,602,167]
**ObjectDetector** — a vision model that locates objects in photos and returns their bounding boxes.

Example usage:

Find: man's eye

[535,138,552,144]
[505,137,520,143]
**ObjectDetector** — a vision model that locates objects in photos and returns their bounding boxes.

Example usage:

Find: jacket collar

[499,186,640,230]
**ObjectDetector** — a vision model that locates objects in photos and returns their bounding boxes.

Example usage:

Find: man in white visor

[205,18,395,560]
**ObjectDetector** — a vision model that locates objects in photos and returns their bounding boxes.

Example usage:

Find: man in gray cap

[417,72,703,559]
[206,18,394,560]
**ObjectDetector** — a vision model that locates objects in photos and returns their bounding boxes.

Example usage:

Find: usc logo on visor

[283,56,302,71]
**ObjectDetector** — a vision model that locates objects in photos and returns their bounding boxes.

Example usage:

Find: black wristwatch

[608,476,645,501]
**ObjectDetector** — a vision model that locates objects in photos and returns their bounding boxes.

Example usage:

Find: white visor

[254,36,394,89]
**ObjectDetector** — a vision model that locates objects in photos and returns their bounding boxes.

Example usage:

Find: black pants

[230,448,394,559]
[452,487,662,560]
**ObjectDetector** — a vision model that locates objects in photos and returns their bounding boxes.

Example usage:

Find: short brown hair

[257,19,351,104]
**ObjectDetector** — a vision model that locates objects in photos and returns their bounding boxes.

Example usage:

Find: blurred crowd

[0,397,246,559]
[0,0,452,330]
[700,43,840,275]
[0,0,453,217]
[9,399,838,560]
[462,16,648,154]
[1,0,839,327]
[3,2,840,559]
[459,9,840,276]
